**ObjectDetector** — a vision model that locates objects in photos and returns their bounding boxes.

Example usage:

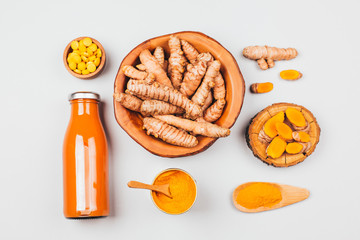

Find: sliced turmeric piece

[275,122,293,141]
[263,111,285,138]
[280,70,302,80]
[250,82,273,94]
[143,117,198,148]
[292,131,310,142]
[266,136,287,158]
[285,142,304,154]
[285,107,306,128]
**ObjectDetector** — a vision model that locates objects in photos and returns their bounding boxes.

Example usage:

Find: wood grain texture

[246,102,320,167]
[233,182,310,213]
[114,31,245,158]
[63,36,106,79]
[127,181,171,198]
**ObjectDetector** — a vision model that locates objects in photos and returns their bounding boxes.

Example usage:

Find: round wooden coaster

[246,103,321,167]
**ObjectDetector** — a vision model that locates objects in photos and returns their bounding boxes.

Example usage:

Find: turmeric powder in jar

[151,169,197,215]
[236,182,282,209]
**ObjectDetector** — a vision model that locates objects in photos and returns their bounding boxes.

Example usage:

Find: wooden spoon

[127,181,172,198]
[233,182,310,213]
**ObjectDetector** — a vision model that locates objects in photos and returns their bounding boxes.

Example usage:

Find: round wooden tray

[246,103,320,167]
[114,31,245,158]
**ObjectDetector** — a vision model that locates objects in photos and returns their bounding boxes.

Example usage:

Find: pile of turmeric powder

[114,35,230,147]
[236,182,282,209]
[259,107,312,158]
[151,169,197,214]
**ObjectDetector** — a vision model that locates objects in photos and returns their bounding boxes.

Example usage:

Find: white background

[1,0,359,239]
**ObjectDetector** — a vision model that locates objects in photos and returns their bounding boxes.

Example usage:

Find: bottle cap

[68,91,100,101]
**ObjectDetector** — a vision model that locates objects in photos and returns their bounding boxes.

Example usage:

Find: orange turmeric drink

[63,92,109,218]
[151,169,197,215]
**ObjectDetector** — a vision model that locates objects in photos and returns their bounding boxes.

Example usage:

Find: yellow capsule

[70,41,79,50]
[74,69,82,74]
[82,69,90,75]
[94,57,101,66]
[68,52,79,58]
[82,51,89,57]
[81,55,89,62]
[96,49,102,57]
[72,50,81,55]
[79,44,86,53]
[83,37,92,47]
[88,43,97,52]
[67,56,73,63]
[89,55,96,62]
[87,48,94,56]
[68,62,77,70]
[77,62,86,71]
[79,40,85,47]
[87,62,96,72]
[72,55,81,64]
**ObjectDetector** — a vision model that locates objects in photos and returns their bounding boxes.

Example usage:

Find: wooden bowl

[114,31,245,158]
[246,103,321,167]
[63,36,106,79]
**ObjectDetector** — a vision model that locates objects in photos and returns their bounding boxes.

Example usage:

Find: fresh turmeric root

[285,107,307,130]
[204,98,226,122]
[201,93,213,113]
[114,92,143,112]
[139,49,173,88]
[143,117,198,147]
[250,82,273,94]
[213,73,226,100]
[136,64,146,71]
[168,35,187,89]
[179,59,207,97]
[154,115,230,138]
[197,52,214,66]
[181,39,199,64]
[192,60,221,106]
[140,100,184,116]
[122,65,148,80]
[263,111,285,138]
[280,70,302,80]
[127,80,202,119]
[153,46,168,72]
[243,46,298,70]
[266,136,287,159]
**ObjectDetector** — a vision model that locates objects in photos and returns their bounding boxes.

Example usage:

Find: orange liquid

[63,99,109,218]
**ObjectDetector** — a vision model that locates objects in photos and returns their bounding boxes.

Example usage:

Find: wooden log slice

[246,102,320,167]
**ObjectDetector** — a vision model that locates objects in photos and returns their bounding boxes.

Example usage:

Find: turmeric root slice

[154,115,230,138]
[292,131,310,142]
[113,92,142,112]
[181,39,199,64]
[250,82,273,94]
[286,142,311,154]
[275,122,293,141]
[285,107,306,128]
[139,49,173,88]
[143,117,198,148]
[263,111,285,138]
[266,136,287,159]
[213,73,226,100]
[168,35,187,89]
[280,70,302,80]
[204,98,226,122]
[127,80,202,119]
[179,59,207,97]
[122,65,148,80]
[140,100,184,116]
[192,60,221,106]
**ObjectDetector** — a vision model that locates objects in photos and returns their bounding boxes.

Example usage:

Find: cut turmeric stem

[113,92,142,112]
[285,107,306,128]
[192,60,220,106]
[154,115,230,138]
[204,98,226,123]
[263,111,285,138]
[213,73,226,100]
[243,46,298,70]
[285,142,304,154]
[140,100,184,116]
[266,136,287,158]
[250,82,273,93]
[280,70,302,80]
[181,39,199,64]
[179,59,207,97]
[139,49,173,88]
[143,117,198,148]
[127,80,202,119]
[122,65,148,80]
[168,35,187,89]
[292,131,310,142]
[275,122,293,141]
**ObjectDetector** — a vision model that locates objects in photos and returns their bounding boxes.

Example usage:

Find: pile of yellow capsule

[67,37,102,75]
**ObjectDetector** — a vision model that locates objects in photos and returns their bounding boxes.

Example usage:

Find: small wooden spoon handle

[128,181,154,190]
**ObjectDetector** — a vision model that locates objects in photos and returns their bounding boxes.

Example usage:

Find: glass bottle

[63,92,109,218]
